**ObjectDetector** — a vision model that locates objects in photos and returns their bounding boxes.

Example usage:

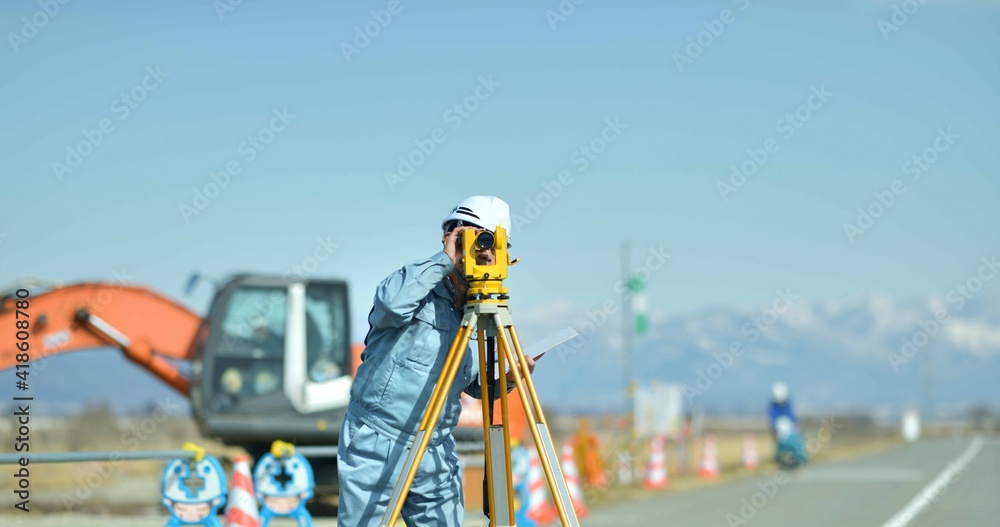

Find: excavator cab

[191,275,353,447]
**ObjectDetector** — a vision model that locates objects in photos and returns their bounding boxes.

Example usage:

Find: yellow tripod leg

[381,324,475,527]
[479,322,516,526]
[476,328,496,521]
[496,334,515,523]
[496,318,580,527]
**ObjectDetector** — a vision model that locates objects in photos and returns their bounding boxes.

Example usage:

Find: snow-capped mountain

[5,293,998,418]
[521,292,1000,418]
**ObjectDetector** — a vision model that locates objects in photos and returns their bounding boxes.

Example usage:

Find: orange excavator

[0,274,494,494]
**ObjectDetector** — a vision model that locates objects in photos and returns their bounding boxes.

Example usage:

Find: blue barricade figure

[255,441,315,527]
[161,446,227,527]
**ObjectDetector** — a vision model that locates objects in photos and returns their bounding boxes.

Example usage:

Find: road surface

[3,437,996,526]
[586,436,997,527]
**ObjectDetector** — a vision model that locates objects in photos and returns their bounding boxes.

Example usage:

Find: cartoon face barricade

[161,456,227,527]
[254,451,315,527]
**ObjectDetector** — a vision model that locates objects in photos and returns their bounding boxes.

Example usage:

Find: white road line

[793,468,923,482]
[879,436,984,527]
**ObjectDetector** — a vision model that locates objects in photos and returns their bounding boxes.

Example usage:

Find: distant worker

[767,382,808,468]
[573,417,606,488]
[767,382,796,441]
[336,196,535,526]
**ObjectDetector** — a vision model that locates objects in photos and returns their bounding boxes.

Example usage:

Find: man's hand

[506,354,536,383]
[443,226,475,267]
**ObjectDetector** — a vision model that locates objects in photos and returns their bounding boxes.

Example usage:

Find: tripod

[380,227,580,527]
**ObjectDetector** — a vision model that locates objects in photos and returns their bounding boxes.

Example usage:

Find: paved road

[585,436,998,527]
[4,437,996,526]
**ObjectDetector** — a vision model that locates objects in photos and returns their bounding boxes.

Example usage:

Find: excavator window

[218,287,287,359]
[213,286,287,402]
[204,281,350,413]
[305,283,350,382]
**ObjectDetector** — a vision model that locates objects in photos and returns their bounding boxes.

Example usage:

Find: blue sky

[2,0,998,347]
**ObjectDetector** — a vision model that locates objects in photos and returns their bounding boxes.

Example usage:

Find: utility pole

[622,240,633,427]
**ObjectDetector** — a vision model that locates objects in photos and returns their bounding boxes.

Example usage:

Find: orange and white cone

[642,435,668,489]
[526,446,557,525]
[225,455,260,527]
[560,440,589,519]
[698,435,720,479]
[742,434,759,471]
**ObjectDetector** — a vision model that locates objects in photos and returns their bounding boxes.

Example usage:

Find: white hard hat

[772,382,789,403]
[441,195,512,244]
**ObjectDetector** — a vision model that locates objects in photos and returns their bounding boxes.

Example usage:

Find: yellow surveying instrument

[381,226,581,527]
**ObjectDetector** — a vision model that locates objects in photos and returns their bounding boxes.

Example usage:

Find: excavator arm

[1,283,203,395]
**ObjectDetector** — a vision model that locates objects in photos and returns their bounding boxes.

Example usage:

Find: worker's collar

[435,278,457,303]
[439,273,471,312]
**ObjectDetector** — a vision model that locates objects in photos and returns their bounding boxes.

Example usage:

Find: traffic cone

[225,455,260,527]
[560,440,589,519]
[698,435,720,479]
[526,446,557,525]
[742,434,759,471]
[642,435,668,489]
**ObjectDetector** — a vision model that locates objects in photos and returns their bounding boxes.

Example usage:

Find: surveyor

[337,195,535,525]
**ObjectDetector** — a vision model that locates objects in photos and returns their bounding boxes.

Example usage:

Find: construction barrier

[560,440,589,519]
[698,435,720,479]
[162,444,228,527]
[742,434,759,471]
[643,435,668,489]
[225,454,260,527]
[526,446,557,525]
